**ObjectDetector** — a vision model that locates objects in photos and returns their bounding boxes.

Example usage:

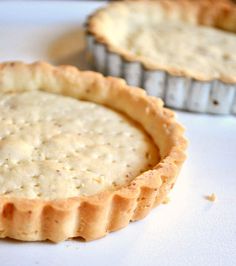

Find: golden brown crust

[0,61,187,242]
[86,0,236,83]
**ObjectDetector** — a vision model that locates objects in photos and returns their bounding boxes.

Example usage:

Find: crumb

[205,193,217,202]
[162,196,170,204]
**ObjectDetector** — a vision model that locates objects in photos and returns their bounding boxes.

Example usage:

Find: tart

[0,62,186,242]
[86,0,236,115]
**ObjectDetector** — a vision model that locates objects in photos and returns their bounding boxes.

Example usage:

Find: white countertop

[0,1,236,266]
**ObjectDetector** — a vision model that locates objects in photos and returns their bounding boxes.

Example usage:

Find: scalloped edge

[0,62,187,242]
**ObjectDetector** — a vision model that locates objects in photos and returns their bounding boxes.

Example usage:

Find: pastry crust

[86,0,236,83]
[0,90,160,198]
[0,62,187,242]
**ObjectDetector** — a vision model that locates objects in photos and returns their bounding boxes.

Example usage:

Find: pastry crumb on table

[162,196,171,204]
[205,193,217,202]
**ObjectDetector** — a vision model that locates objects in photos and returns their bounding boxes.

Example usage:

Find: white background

[0,1,236,266]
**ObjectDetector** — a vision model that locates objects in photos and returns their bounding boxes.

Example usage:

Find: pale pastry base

[87,0,236,82]
[0,91,159,199]
[86,0,236,115]
[0,62,187,242]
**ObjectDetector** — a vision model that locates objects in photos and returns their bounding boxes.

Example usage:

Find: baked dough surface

[0,90,159,199]
[88,0,236,82]
[116,21,236,79]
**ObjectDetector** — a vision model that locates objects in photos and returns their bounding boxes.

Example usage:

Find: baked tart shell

[0,62,187,242]
[86,0,236,115]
